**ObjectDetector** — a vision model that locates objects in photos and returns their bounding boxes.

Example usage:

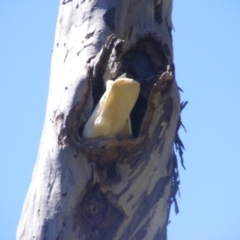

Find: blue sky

[1,1,240,240]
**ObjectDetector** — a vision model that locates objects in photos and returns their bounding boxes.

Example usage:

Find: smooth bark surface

[17,0,182,239]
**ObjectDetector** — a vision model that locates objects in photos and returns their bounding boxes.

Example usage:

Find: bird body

[82,77,140,138]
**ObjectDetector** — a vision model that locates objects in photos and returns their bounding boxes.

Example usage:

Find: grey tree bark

[17,0,183,239]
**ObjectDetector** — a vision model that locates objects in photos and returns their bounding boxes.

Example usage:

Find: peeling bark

[17,0,182,239]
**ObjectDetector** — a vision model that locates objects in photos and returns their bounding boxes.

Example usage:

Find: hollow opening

[79,38,167,139]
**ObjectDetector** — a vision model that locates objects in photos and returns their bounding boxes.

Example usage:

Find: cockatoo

[82,77,140,138]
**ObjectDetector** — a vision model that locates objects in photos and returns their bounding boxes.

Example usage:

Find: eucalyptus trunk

[17,0,183,239]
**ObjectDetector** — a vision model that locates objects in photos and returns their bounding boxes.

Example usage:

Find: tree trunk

[17,0,182,239]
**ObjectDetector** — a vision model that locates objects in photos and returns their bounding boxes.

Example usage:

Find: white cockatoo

[82,77,140,138]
